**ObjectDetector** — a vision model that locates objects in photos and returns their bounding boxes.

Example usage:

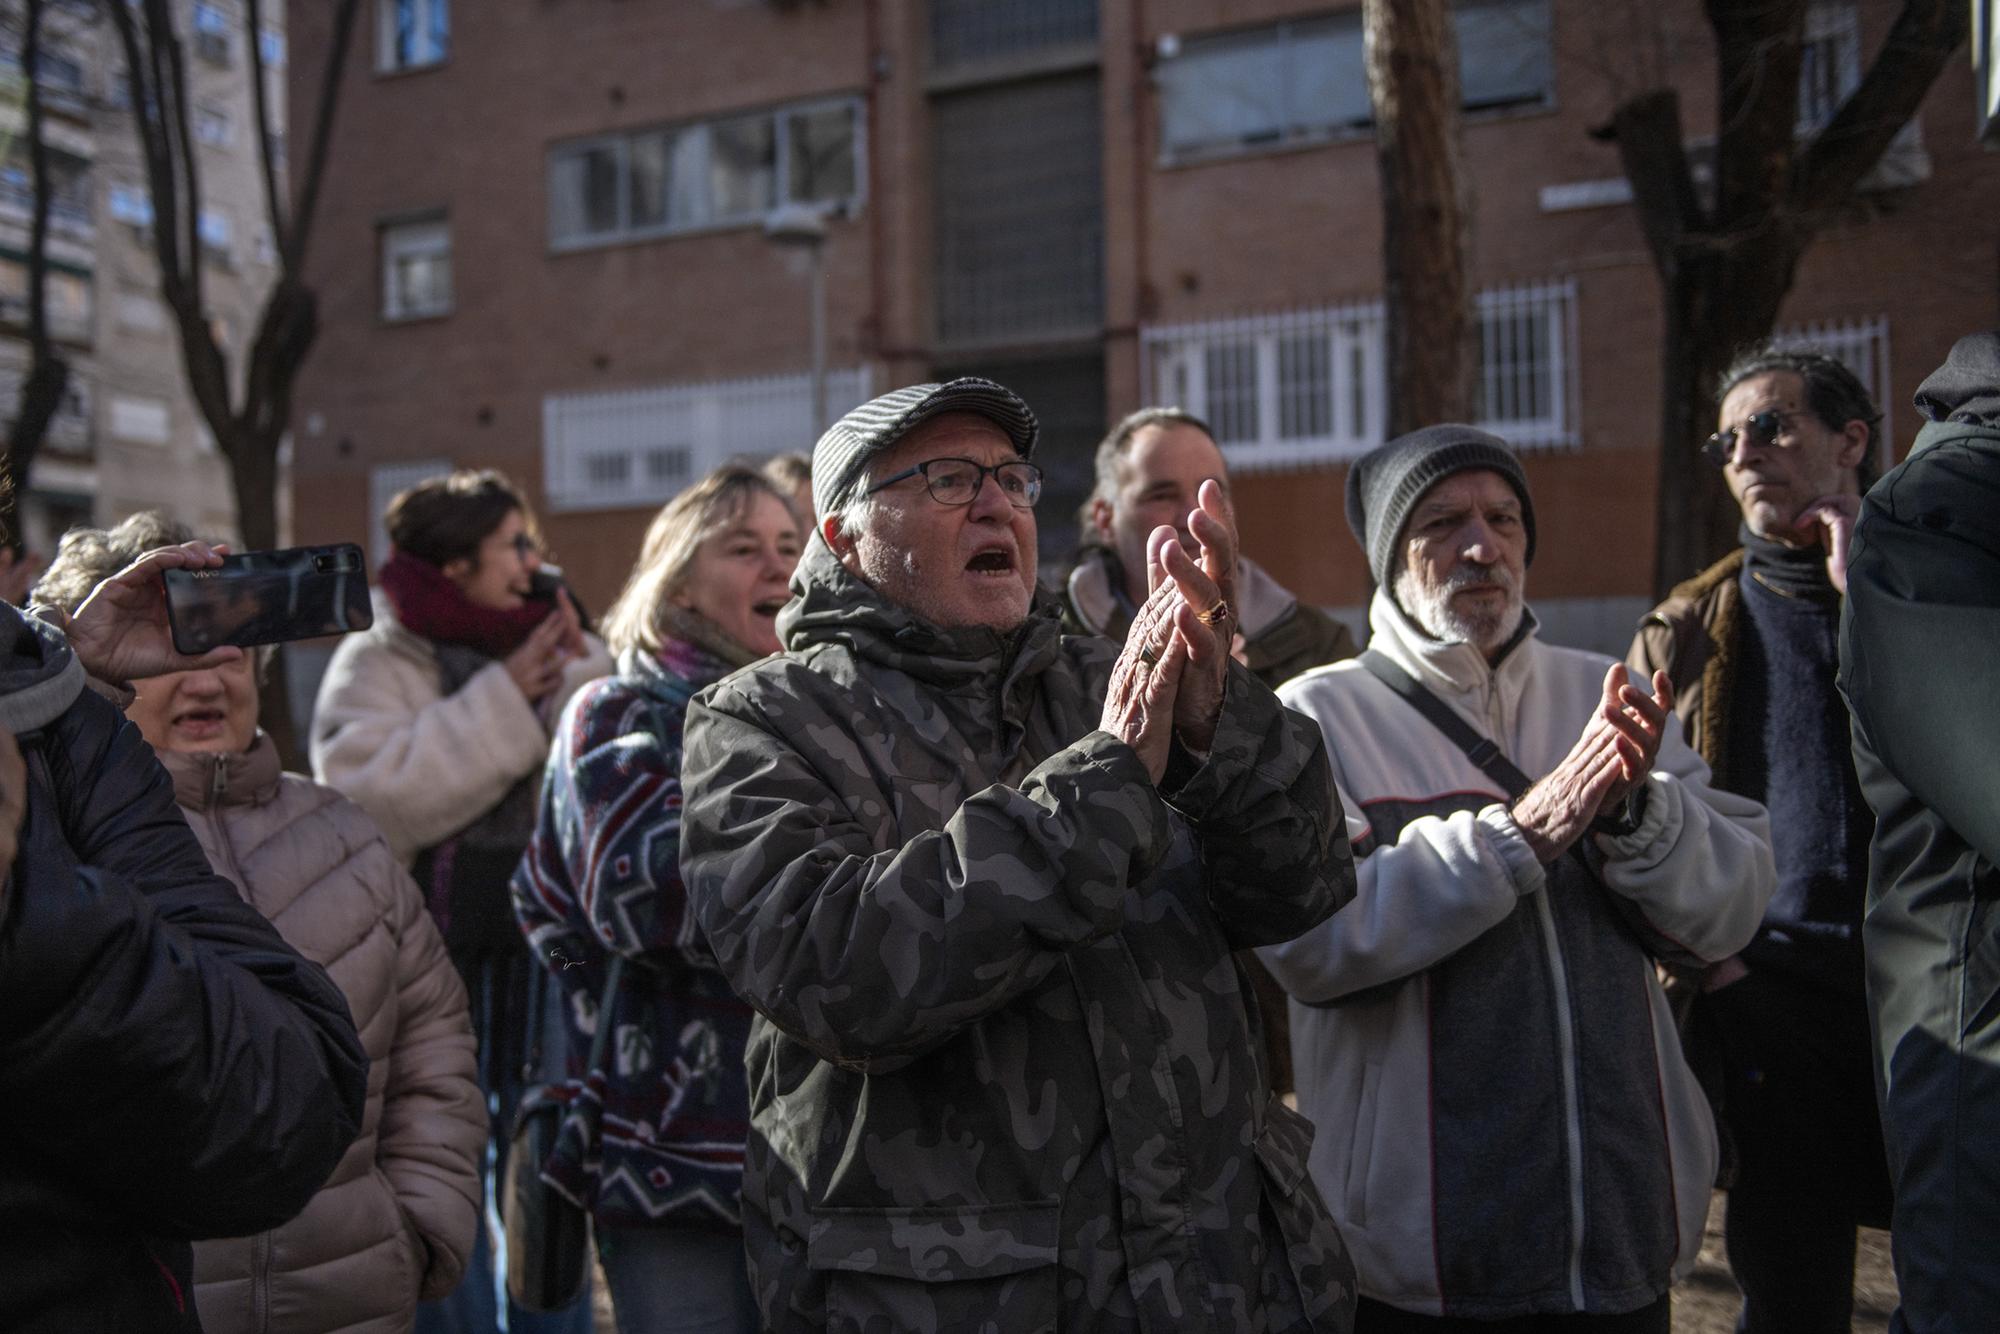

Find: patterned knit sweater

[512,638,753,1229]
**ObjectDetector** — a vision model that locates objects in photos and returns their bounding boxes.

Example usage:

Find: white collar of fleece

[1364,583,1542,701]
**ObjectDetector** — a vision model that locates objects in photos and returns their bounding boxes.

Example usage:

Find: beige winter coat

[174,736,487,1334]
[309,592,612,864]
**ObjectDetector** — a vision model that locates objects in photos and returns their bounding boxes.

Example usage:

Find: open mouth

[752,598,787,618]
[966,549,1016,576]
[173,707,227,734]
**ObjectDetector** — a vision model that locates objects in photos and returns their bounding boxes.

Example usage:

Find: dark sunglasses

[1702,409,1802,467]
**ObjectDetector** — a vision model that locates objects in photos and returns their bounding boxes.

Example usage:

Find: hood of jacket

[162,732,285,813]
[0,604,84,735]
[779,540,1069,727]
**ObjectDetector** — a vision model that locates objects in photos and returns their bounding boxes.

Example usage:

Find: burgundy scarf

[377,549,554,658]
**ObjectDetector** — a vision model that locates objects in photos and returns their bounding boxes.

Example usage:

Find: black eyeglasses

[865,457,1044,509]
[1702,409,1803,467]
[509,532,542,558]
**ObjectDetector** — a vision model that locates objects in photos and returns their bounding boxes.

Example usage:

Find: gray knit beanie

[811,377,1039,521]
[1344,424,1536,586]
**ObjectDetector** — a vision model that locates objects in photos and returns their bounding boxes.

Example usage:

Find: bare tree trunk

[105,0,362,764]
[1602,0,1966,596]
[3,0,72,545]
[1365,0,1473,435]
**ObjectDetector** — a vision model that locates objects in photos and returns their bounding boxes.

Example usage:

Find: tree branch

[1603,87,1702,284]
[1706,0,1805,234]
[1790,0,1968,213]
[287,0,361,275]
[244,0,287,258]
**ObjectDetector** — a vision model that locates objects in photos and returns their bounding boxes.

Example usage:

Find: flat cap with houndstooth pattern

[810,377,1040,522]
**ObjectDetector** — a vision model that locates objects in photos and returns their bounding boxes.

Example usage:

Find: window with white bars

[1142,280,1576,470]
[1771,315,1893,469]
[543,367,873,513]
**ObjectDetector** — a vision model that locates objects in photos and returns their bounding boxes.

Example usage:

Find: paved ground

[1673,1191,1896,1332]
[590,1191,1898,1331]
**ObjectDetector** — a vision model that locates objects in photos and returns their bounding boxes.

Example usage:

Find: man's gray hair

[1088,406,1216,513]
[1716,343,1883,487]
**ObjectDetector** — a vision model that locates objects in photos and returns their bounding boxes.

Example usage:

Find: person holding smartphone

[37,512,487,1334]
[310,469,610,1334]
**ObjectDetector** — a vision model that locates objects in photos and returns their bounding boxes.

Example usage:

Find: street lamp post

[764,203,830,435]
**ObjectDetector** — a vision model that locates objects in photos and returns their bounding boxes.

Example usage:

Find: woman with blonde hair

[513,462,801,1334]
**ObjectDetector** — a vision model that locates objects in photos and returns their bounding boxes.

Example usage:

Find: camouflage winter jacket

[680,544,1359,1334]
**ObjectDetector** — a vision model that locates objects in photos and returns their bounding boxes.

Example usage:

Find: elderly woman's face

[126,652,260,756]
[674,491,802,656]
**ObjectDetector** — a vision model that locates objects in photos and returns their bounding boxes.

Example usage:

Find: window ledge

[1157,96,1557,171]
[372,56,451,82]
[379,307,453,326]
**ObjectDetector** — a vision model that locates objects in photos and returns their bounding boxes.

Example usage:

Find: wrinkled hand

[1598,664,1673,809]
[1795,494,1859,594]
[68,542,246,684]
[1511,664,1670,862]
[0,726,22,891]
[503,605,576,704]
[1101,578,1189,785]
[1145,479,1236,755]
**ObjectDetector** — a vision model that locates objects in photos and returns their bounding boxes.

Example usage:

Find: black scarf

[1740,524,1837,603]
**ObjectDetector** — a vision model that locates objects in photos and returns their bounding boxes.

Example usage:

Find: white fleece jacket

[1259,590,1774,1319]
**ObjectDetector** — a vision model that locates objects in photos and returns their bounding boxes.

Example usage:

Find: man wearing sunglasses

[1626,346,1887,1333]
[679,377,1358,1333]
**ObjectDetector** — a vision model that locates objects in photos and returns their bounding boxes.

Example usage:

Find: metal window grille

[1140,279,1576,472]
[933,75,1103,347]
[1771,314,1893,470]
[543,367,874,513]
[930,0,1098,71]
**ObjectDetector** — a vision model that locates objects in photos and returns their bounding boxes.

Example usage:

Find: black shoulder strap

[1359,649,1533,801]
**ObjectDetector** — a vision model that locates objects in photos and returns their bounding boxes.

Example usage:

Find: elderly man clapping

[679,378,1359,1334]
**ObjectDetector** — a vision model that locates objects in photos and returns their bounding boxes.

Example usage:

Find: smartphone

[163,543,374,655]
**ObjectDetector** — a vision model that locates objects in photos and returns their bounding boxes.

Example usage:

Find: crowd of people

[3,328,1997,1334]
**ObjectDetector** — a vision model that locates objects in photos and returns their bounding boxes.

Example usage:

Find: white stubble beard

[1394,562,1525,654]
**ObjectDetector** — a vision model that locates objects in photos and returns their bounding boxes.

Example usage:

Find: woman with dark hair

[311,469,611,1334]
[513,462,800,1334]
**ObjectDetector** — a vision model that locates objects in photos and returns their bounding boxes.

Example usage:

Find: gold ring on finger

[1138,644,1158,668]
[1196,599,1231,626]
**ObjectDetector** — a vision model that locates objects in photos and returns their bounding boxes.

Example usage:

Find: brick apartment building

[286,0,2000,660]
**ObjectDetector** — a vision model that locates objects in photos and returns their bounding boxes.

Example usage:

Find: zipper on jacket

[210,753,230,810]
[251,1229,271,1332]
[197,801,254,899]
[1531,890,1589,1310]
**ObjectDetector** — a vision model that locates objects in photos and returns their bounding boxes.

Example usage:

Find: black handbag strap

[1359,649,1533,801]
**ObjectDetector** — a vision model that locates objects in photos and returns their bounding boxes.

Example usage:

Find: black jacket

[1840,412,2000,1329]
[0,607,368,1332]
